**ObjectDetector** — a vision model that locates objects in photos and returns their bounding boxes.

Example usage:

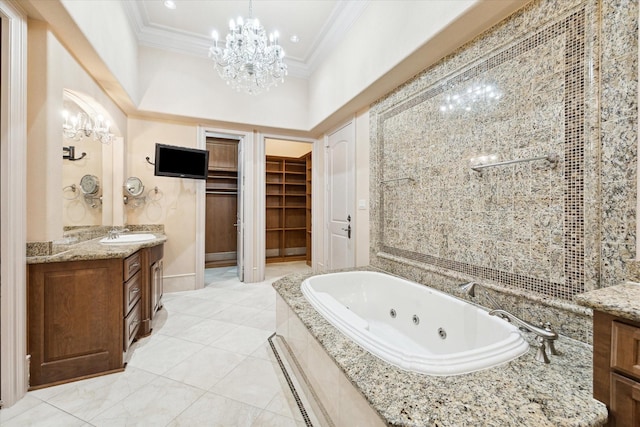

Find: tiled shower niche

[370,0,607,301]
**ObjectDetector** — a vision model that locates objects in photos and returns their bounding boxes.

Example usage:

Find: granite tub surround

[274,270,608,427]
[370,0,638,317]
[575,283,640,322]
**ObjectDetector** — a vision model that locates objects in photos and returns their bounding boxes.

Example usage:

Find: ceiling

[122,0,370,78]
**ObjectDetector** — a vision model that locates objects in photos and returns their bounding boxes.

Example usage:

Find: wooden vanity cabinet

[28,243,165,389]
[593,310,640,426]
[28,258,124,388]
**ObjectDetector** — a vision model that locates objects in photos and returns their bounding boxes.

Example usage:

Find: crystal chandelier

[62,110,114,144]
[208,0,287,95]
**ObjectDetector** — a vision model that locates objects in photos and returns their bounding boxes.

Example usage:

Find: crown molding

[120,1,370,79]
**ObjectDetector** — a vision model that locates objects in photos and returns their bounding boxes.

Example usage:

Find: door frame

[197,127,254,285]
[324,118,356,270]
[0,0,28,408]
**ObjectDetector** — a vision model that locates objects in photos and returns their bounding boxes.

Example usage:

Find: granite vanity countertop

[26,234,167,264]
[574,283,640,323]
[273,269,608,427]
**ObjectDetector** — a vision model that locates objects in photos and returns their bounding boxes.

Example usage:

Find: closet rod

[206,190,238,195]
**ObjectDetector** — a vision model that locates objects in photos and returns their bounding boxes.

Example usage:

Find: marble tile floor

[1,261,313,427]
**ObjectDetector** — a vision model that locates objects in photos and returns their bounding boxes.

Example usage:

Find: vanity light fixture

[208,0,287,95]
[62,110,114,144]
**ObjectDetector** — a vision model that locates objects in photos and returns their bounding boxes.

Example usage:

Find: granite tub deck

[273,270,608,427]
[26,233,167,264]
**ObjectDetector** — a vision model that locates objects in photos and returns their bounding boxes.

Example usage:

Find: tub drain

[438,328,447,339]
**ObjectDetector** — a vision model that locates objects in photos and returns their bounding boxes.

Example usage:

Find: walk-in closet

[205,137,239,268]
[265,139,312,265]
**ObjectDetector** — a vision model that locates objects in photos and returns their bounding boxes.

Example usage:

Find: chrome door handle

[233,223,238,227]
[341,224,351,239]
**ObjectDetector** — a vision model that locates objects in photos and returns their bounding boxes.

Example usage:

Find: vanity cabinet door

[28,259,123,388]
[610,373,640,427]
[151,260,164,316]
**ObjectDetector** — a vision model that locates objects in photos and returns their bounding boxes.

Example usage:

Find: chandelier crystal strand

[208,0,287,95]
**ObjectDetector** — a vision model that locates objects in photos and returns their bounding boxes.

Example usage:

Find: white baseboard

[163,273,196,293]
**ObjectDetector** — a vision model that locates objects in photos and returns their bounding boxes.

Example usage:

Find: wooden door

[205,192,238,264]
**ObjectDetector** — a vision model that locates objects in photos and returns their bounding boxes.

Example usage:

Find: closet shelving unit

[266,155,309,263]
[305,153,312,266]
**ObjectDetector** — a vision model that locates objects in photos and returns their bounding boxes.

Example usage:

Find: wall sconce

[62,110,114,144]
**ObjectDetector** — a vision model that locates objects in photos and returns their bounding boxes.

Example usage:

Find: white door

[236,139,244,281]
[326,121,355,270]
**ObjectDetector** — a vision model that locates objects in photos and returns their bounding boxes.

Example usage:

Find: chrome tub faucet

[459,281,559,363]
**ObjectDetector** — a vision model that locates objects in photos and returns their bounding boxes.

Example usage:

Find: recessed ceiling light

[290,35,300,43]
[164,0,176,10]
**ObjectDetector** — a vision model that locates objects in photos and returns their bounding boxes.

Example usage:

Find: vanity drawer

[124,271,142,315]
[123,251,141,281]
[611,321,640,381]
[124,300,141,352]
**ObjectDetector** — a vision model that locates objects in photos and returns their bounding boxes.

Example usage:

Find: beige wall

[265,139,312,158]
[126,118,199,290]
[27,20,126,241]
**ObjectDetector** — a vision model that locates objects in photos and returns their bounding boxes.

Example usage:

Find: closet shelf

[266,154,312,264]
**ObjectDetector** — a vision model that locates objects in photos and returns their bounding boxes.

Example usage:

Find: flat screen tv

[154,143,209,180]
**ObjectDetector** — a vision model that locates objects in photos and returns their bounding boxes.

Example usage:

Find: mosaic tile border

[376,7,591,300]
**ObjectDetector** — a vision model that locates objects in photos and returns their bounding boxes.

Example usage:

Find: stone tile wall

[370,0,637,334]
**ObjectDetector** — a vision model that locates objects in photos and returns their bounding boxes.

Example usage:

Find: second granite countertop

[273,268,607,427]
[574,282,640,322]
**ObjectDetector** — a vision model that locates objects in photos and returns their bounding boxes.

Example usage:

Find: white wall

[60,0,139,105]
[307,1,477,128]
[137,46,310,131]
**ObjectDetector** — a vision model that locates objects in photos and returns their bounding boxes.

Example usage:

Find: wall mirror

[124,177,144,197]
[62,89,116,228]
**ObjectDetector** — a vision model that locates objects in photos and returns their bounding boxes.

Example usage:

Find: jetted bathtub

[301,271,530,376]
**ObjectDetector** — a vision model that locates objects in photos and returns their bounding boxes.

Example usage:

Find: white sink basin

[100,233,157,244]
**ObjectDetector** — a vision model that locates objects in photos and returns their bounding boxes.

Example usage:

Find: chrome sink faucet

[107,227,130,239]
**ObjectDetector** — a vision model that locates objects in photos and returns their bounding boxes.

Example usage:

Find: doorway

[205,134,243,281]
[265,138,312,265]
